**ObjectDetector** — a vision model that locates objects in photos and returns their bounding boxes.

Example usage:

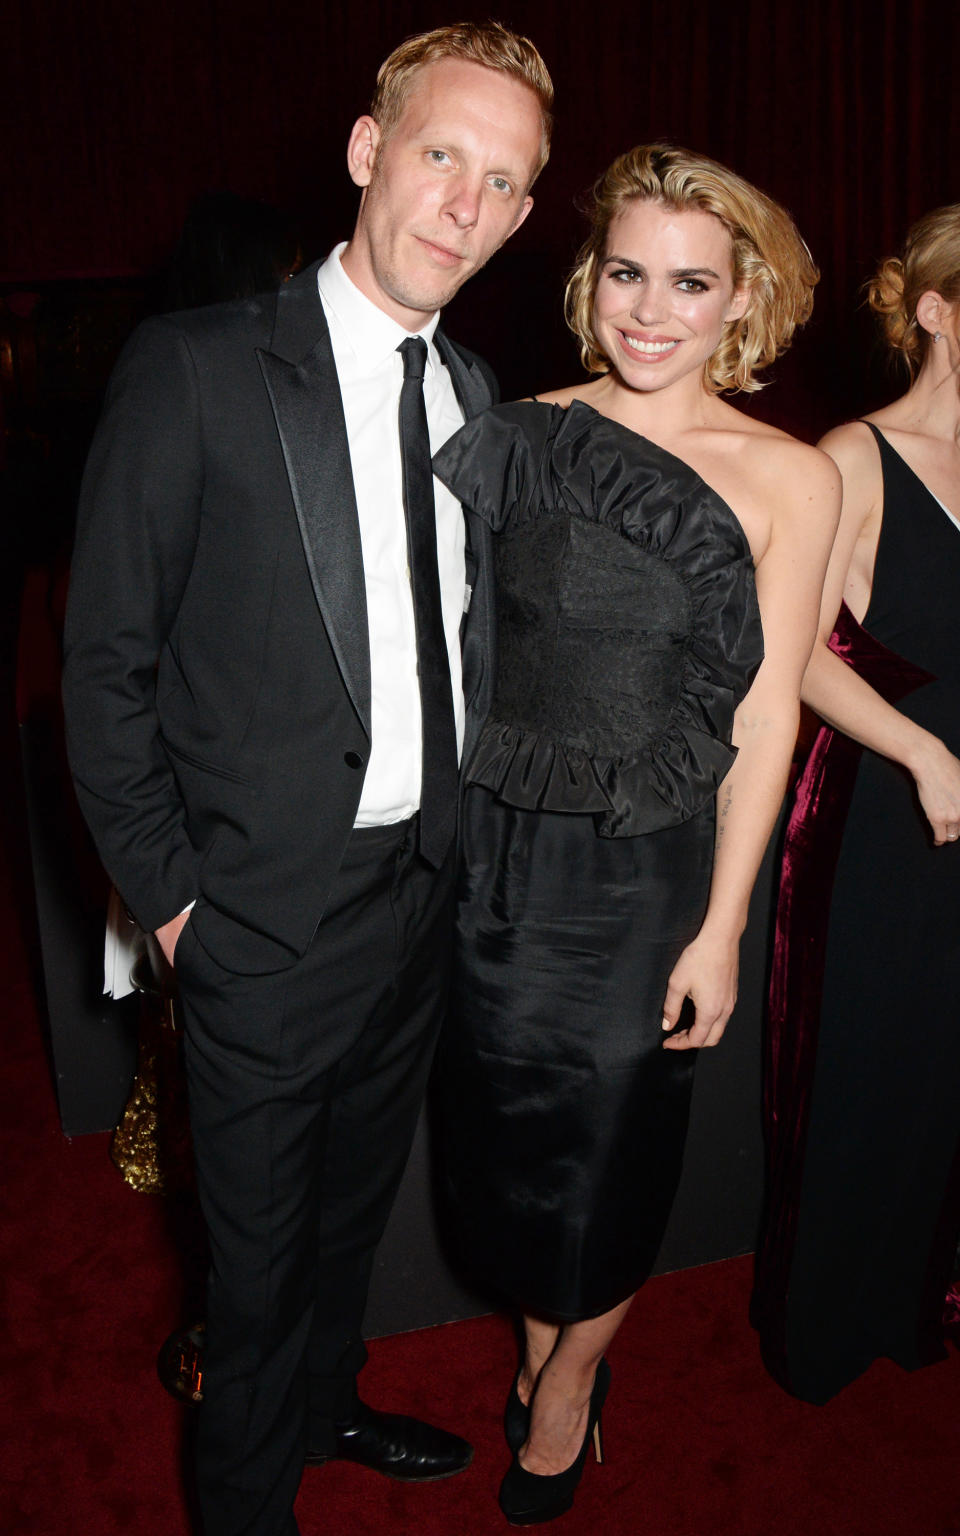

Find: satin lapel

[435,331,490,420]
[257,325,371,739]
[435,331,495,764]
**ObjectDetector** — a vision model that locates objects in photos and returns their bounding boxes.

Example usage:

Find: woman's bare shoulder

[815,420,886,523]
[702,401,832,481]
[817,416,883,468]
[726,417,841,502]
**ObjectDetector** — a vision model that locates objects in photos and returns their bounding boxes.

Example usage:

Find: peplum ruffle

[433,400,764,837]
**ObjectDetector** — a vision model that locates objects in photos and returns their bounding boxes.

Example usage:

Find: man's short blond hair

[370,21,553,184]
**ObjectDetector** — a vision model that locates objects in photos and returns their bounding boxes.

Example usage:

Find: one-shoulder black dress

[754,423,960,1401]
[433,402,763,1320]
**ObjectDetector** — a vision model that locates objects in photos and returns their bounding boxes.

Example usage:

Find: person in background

[432,143,838,1526]
[61,22,552,1536]
[754,206,960,1404]
[162,190,303,310]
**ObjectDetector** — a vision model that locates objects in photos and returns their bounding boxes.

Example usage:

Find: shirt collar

[317,242,441,374]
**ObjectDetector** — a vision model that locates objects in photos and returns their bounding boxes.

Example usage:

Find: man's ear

[510,195,534,239]
[346,116,381,189]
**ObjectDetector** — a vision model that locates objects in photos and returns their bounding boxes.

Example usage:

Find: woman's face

[592,198,749,392]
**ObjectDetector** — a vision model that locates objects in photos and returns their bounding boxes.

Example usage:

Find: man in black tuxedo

[63,22,552,1535]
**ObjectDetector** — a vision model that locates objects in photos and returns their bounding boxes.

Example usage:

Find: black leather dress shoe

[305,1402,473,1481]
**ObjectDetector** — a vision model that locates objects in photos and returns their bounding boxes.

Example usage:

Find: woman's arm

[801,423,960,845]
[662,442,841,1050]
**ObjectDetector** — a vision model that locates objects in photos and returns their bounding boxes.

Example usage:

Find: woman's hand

[911,735,960,845]
[660,931,740,1051]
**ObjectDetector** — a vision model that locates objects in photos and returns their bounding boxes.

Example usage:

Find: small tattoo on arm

[716,786,734,846]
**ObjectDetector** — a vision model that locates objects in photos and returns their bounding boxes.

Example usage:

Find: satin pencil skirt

[440,786,714,1320]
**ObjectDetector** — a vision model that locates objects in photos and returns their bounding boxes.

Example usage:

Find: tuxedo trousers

[177,817,455,1536]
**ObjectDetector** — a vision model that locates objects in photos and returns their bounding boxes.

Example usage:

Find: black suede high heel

[498,1359,611,1526]
[504,1366,531,1452]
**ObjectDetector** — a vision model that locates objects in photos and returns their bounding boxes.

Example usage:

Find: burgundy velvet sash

[753,603,935,1376]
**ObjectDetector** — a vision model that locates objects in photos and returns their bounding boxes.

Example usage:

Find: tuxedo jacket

[62,260,497,975]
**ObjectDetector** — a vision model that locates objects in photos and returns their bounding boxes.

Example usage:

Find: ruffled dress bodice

[433,400,763,836]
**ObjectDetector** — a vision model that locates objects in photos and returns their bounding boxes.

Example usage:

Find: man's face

[341,58,542,329]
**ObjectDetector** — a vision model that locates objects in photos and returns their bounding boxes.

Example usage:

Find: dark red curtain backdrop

[3,0,958,430]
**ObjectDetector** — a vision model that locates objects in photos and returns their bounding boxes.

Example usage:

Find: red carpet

[3,840,960,1535]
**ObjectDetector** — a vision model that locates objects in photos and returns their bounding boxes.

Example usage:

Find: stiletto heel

[498,1359,610,1526]
[504,1366,532,1452]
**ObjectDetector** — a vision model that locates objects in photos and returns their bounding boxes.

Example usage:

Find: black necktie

[397,336,458,867]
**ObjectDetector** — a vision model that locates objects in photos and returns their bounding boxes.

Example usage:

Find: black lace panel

[493,516,692,757]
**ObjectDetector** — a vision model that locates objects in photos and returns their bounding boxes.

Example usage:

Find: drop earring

[934,331,942,342]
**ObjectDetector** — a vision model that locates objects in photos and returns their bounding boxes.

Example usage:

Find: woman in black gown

[432,144,839,1524]
[755,207,960,1403]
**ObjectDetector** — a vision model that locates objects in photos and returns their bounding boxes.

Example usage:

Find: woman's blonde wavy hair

[867,205,960,378]
[564,144,818,395]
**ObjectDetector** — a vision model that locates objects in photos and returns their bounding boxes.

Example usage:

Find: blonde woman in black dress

[756,206,960,1403]
[433,145,839,1524]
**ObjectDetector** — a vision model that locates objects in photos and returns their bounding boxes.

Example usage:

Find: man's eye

[489,177,512,194]
[429,150,451,165]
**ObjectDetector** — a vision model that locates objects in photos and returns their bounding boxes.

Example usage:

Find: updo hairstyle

[867,205,960,377]
[565,143,819,394]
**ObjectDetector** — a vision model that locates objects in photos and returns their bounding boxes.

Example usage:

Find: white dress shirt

[317,245,467,826]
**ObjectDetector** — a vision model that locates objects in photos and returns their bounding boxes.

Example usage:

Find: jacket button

[344,751,364,769]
